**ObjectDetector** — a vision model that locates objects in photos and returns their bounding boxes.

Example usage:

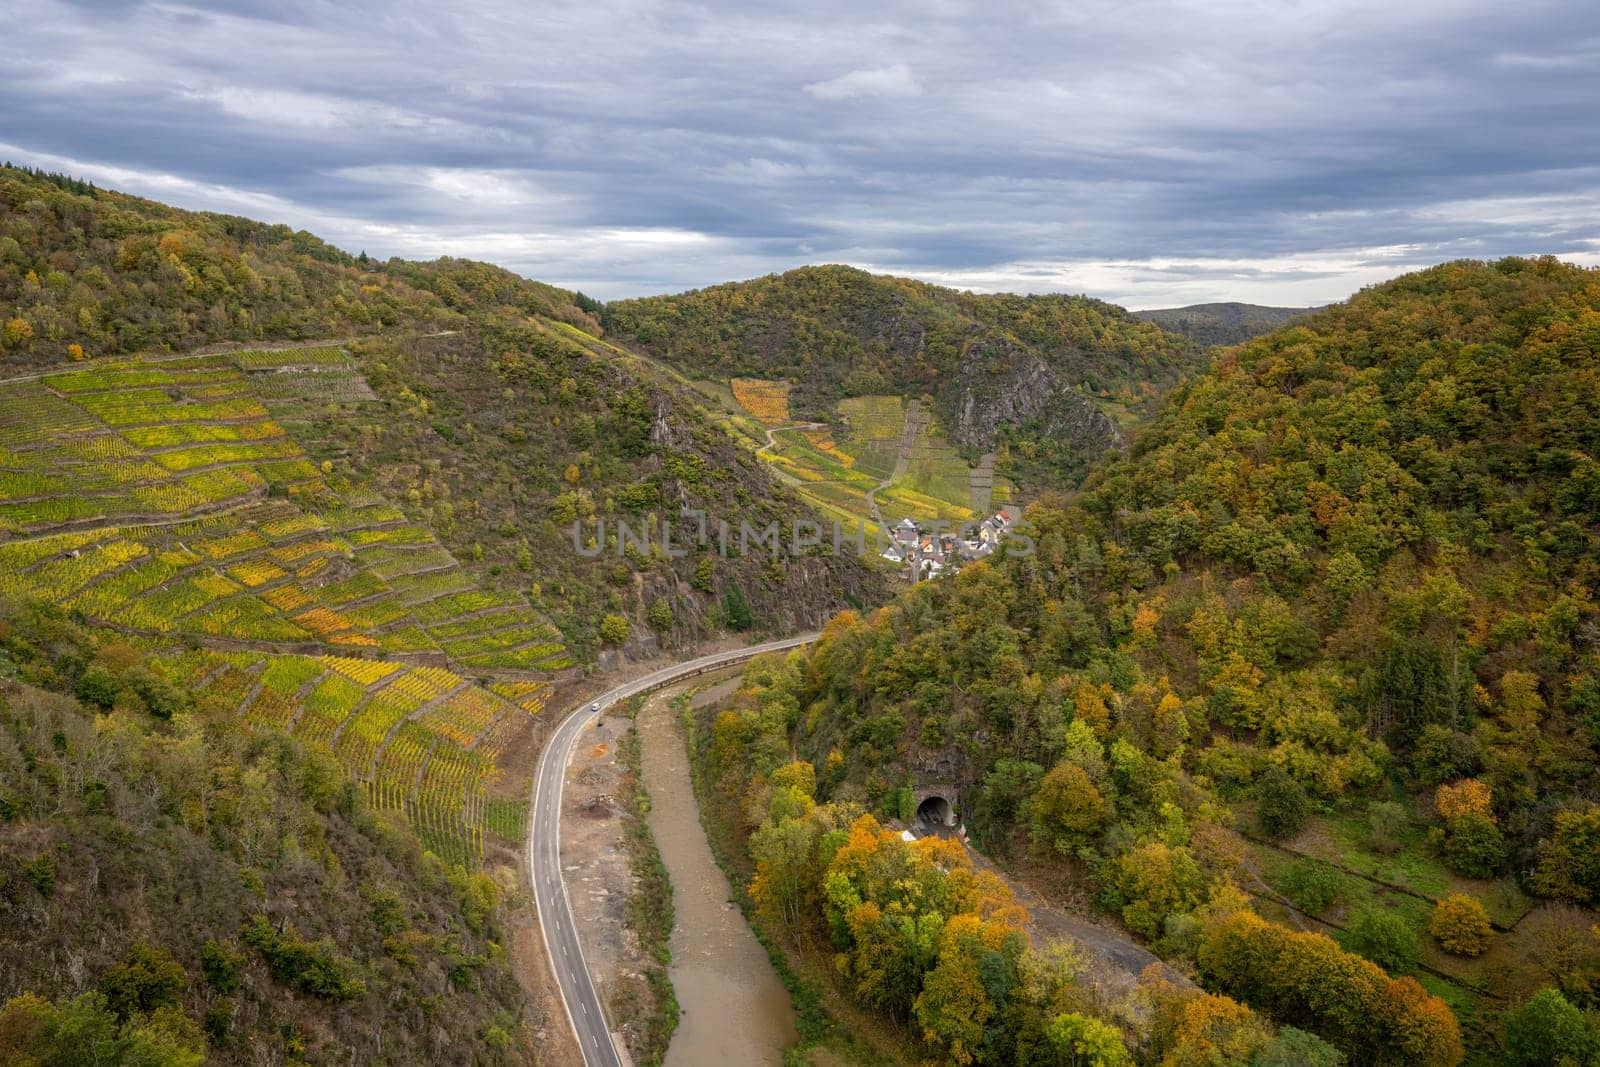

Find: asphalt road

[527,633,820,1067]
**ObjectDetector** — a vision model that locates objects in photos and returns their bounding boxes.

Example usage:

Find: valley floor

[638,682,797,1066]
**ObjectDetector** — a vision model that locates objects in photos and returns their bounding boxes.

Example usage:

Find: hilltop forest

[605,266,1205,487]
[701,257,1600,1066]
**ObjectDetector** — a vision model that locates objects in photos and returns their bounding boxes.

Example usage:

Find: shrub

[722,585,751,631]
[240,915,366,1002]
[1342,908,1419,974]
[21,854,55,896]
[691,555,714,593]
[1501,989,1595,1067]
[1440,812,1506,877]
[1429,895,1493,957]
[1276,860,1345,915]
[0,991,204,1065]
[646,597,673,633]
[1366,800,1409,854]
[1255,765,1309,841]
[75,665,120,709]
[99,940,188,1020]
[201,939,246,995]
[598,613,631,645]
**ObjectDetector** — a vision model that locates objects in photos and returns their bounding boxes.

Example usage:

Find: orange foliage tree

[1197,909,1462,1067]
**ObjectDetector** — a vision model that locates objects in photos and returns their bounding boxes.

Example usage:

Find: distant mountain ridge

[1132,300,1318,346]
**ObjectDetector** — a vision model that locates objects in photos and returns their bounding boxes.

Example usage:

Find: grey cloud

[2,0,1598,304]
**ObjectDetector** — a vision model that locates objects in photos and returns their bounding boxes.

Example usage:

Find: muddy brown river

[637,682,797,1066]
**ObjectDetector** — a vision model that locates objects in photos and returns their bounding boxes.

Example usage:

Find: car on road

[590,702,600,712]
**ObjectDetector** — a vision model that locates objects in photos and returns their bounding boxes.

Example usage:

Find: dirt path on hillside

[638,684,797,1065]
[865,398,922,529]
[968,451,997,515]
[758,421,827,455]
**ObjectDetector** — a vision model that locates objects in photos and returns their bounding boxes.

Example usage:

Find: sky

[4,0,1600,307]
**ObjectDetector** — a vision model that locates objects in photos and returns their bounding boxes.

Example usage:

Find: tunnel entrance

[915,794,953,831]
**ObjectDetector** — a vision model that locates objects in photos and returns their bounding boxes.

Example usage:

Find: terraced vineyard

[178,649,547,866]
[730,377,791,422]
[742,388,1005,532]
[0,346,567,863]
[0,351,569,665]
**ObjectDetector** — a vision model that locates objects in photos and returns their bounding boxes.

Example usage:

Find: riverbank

[682,682,919,1067]
[637,683,798,1065]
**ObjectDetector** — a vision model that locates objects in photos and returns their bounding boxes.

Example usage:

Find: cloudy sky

[4,0,1599,306]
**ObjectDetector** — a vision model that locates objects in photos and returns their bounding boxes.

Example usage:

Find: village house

[894,508,1018,582]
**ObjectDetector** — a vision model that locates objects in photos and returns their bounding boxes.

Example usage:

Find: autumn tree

[1197,909,1462,1066]
[913,912,1025,1064]
[1530,806,1600,903]
[1102,841,1205,940]
[1435,779,1493,821]
[2,316,32,348]
[1434,779,1505,877]
[1030,761,1105,854]
[1430,895,1494,957]
[1255,765,1309,841]
[1161,992,1273,1065]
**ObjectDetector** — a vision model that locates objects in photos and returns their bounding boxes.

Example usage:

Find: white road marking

[529,634,817,1067]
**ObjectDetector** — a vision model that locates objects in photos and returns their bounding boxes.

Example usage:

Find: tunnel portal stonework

[913,782,959,828]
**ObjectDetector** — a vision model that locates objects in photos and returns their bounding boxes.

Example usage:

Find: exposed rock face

[649,391,695,451]
[949,335,1125,461]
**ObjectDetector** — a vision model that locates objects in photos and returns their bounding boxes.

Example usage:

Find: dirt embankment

[558,708,666,1061]
[499,853,583,1067]
[497,643,774,1067]
[961,847,1193,1010]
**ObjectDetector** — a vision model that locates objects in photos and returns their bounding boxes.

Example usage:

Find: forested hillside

[604,266,1202,487]
[1131,302,1315,348]
[0,603,529,1064]
[702,257,1600,1065]
[0,164,880,659]
[0,166,593,363]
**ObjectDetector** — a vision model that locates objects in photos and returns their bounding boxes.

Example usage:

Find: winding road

[526,634,819,1067]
